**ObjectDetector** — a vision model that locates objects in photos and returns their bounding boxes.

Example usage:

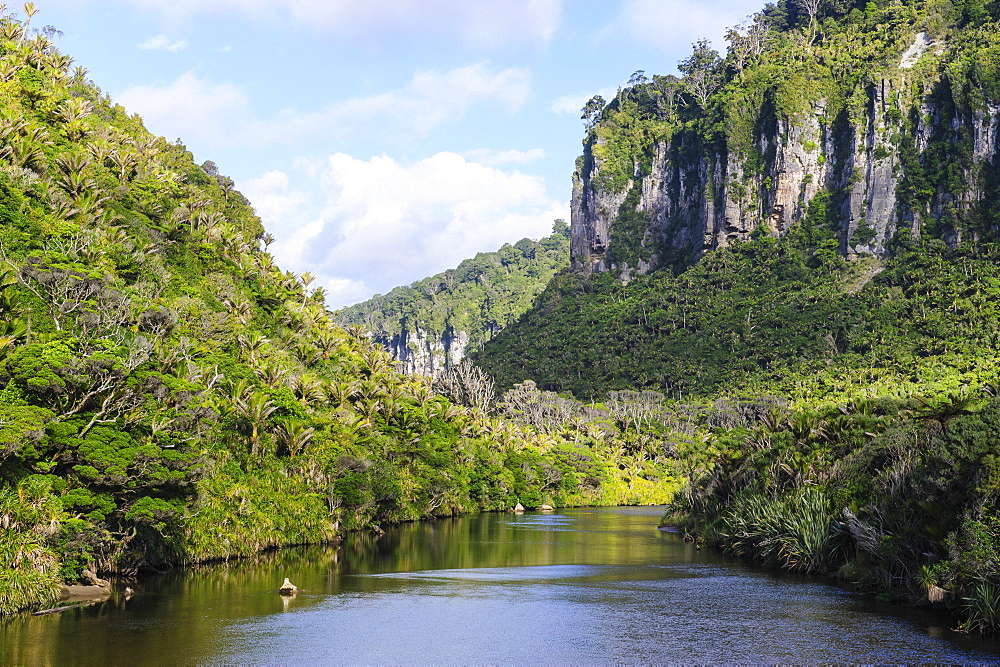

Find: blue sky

[37,0,763,308]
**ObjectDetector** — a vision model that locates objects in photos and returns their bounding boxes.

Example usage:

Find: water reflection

[2,507,998,664]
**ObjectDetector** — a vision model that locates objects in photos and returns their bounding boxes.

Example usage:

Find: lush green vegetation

[474,231,1000,630]
[6,0,1000,637]
[0,8,670,615]
[334,221,570,369]
[464,0,1000,634]
[475,236,1000,401]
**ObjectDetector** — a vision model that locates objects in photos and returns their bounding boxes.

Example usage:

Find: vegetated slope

[476,234,1000,402]
[0,10,672,616]
[473,0,1000,633]
[334,221,570,376]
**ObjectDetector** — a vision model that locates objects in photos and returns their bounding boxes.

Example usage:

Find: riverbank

[662,486,990,635]
[3,442,677,619]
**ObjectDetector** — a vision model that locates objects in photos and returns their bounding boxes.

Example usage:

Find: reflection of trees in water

[0,509,683,664]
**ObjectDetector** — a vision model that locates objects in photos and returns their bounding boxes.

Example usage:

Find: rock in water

[278,578,298,595]
[513,503,525,512]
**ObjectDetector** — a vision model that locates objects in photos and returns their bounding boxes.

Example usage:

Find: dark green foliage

[607,184,652,267]
[478,233,1000,403]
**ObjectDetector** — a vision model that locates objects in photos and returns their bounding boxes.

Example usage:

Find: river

[2,506,998,663]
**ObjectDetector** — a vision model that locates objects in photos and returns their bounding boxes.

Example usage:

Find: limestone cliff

[375,326,470,377]
[573,23,1000,278]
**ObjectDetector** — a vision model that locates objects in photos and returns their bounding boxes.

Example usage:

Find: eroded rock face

[571,41,1000,279]
[375,326,469,378]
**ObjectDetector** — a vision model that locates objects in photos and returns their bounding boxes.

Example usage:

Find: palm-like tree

[237,331,269,364]
[290,374,325,407]
[274,420,316,458]
[85,139,112,165]
[58,98,92,125]
[54,153,95,199]
[315,328,340,361]
[108,148,137,182]
[48,51,73,72]
[0,20,23,44]
[224,298,254,327]
[69,65,88,86]
[235,391,277,456]
[255,360,287,388]
[908,389,976,428]
[10,137,45,172]
[326,380,359,409]
[292,341,319,366]
[19,3,38,44]
[360,344,393,379]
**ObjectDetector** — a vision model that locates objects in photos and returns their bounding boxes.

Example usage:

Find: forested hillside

[464,0,1000,633]
[334,221,570,376]
[0,7,671,616]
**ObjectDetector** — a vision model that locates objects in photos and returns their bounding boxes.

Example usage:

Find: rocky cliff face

[572,32,1000,278]
[374,326,470,377]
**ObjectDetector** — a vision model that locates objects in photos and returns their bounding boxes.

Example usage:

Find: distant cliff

[334,222,570,376]
[572,4,1000,279]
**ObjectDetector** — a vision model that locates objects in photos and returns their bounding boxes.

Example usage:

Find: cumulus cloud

[117,71,251,145]
[242,152,568,309]
[118,0,562,48]
[137,34,188,52]
[617,0,763,54]
[117,63,528,149]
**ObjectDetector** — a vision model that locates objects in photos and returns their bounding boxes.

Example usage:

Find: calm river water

[3,506,999,664]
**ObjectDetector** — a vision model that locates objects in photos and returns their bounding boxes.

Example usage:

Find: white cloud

[117,71,251,145]
[550,87,617,116]
[138,34,188,52]
[242,152,568,309]
[617,0,763,54]
[117,63,529,149]
[462,148,546,166]
[324,62,531,137]
[240,170,307,223]
[119,0,562,48]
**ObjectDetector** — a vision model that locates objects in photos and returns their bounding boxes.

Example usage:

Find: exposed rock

[571,36,1000,280]
[899,32,932,69]
[59,585,111,601]
[278,578,298,595]
[539,504,555,511]
[375,325,469,378]
[513,503,525,512]
[80,568,110,589]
